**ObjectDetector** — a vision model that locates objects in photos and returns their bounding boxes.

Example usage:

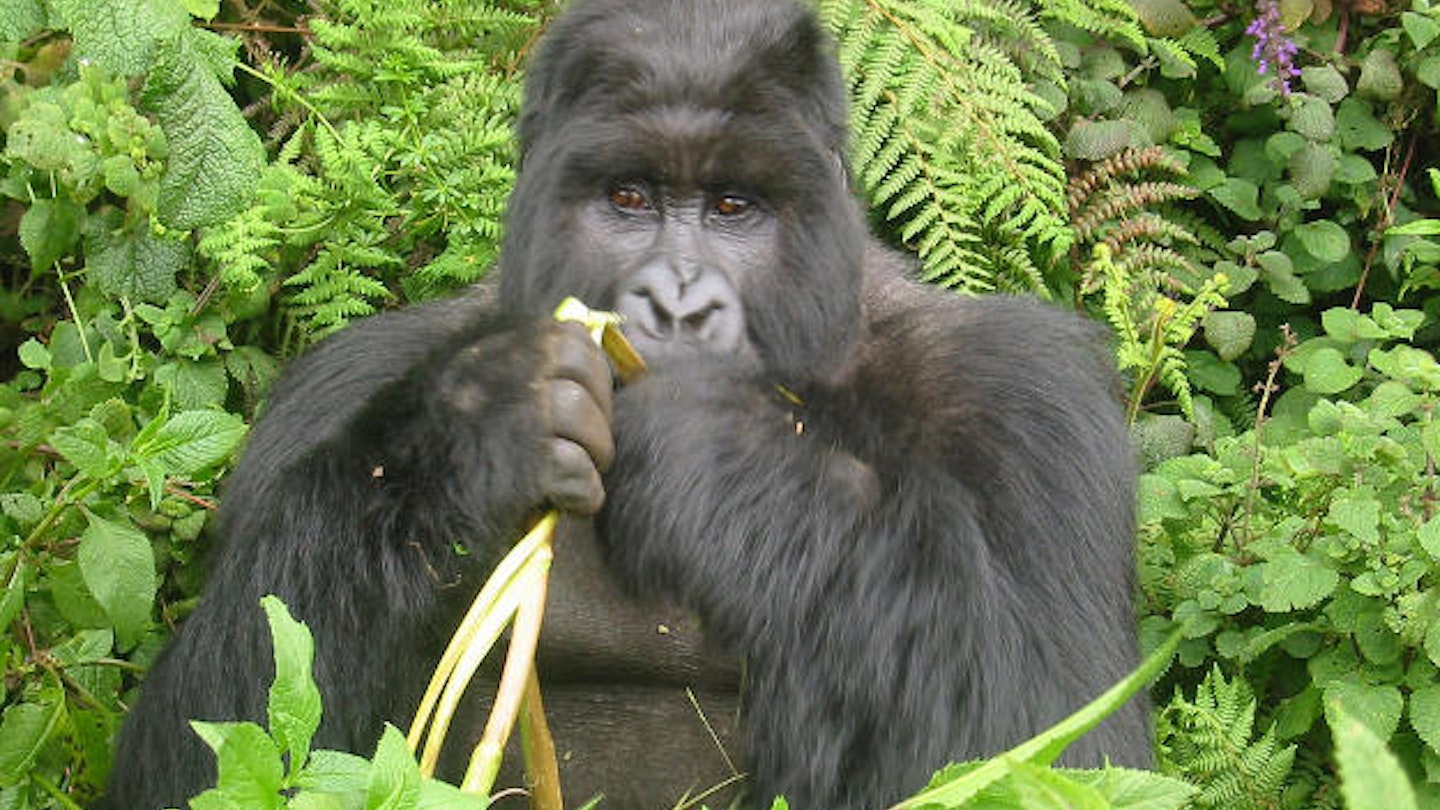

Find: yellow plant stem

[407,512,557,773]
[520,668,564,810]
[462,543,553,792]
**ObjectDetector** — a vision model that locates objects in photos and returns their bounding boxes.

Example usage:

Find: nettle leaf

[1369,346,1440,391]
[131,408,245,505]
[85,222,188,304]
[0,683,65,783]
[77,511,156,649]
[366,724,422,810]
[1295,219,1351,263]
[1208,178,1263,220]
[0,0,47,43]
[1325,679,1404,741]
[19,197,83,272]
[1202,311,1256,361]
[1332,706,1419,810]
[142,33,264,229]
[190,720,285,810]
[1258,548,1338,612]
[1326,494,1381,545]
[260,596,323,770]
[1335,97,1394,152]
[50,418,124,480]
[1300,347,1364,394]
[50,0,188,75]
[1420,518,1440,563]
[1409,685,1440,755]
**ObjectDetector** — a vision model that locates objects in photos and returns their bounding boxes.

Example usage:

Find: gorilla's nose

[617,263,744,353]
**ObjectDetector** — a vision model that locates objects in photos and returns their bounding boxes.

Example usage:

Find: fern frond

[820,0,1072,293]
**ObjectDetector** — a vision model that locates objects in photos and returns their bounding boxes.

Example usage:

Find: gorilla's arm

[601,285,1143,810]
[102,296,615,808]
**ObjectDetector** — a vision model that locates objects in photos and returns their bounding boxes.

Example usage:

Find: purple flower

[1246,0,1301,95]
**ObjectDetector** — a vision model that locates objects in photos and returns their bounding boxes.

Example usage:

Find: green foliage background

[1,0,1440,807]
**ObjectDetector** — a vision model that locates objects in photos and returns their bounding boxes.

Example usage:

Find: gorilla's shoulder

[859,243,1116,387]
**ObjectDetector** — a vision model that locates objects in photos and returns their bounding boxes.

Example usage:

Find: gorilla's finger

[544,436,607,515]
[546,377,615,472]
[550,322,615,419]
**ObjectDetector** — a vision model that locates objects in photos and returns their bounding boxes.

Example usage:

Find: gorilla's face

[499,0,866,382]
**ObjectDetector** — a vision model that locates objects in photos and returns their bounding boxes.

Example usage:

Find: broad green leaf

[50,418,122,480]
[0,0,46,43]
[133,410,247,478]
[184,0,221,19]
[1294,219,1350,263]
[1357,48,1403,101]
[1335,97,1394,151]
[1300,347,1363,394]
[1370,345,1440,390]
[1208,178,1263,220]
[1332,705,1419,810]
[261,596,323,770]
[153,360,229,410]
[19,197,83,272]
[1388,218,1440,236]
[142,33,264,228]
[1011,763,1108,810]
[190,720,285,810]
[1410,686,1440,755]
[0,555,28,632]
[297,750,371,791]
[0,690,65,785]
[78,512,156,649]
[1420,518,1440,563]
[1405,11,1440,50]
[1258,548,1338,612]
[1202,311,1255,361]
[85,223,188,304]
[367,724,422,810]
[17,337,50,370]
[1066,767,1196,810]
[1324,679,1403,741]
[50,0,188,75]
[1326,495,1380,545]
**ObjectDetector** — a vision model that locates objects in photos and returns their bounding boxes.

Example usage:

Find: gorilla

[102,1,1149,808]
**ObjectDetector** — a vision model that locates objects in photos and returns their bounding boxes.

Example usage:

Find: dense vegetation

[1,0,1438,807]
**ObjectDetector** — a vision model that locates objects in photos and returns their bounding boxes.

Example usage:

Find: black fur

[101,1,1148,808]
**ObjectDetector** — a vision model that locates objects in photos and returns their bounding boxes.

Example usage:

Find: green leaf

[0,690,65,785]
[132,410,246,478]
[1208,178,1263,220]
[1294,219,1350,262]
[1369,345,1440,390]
[1300,347,1363,394]
[1404,11,1440,50]
[261,596,323,770]
[78,512,156,649]
[1301,65,1349,103]
[1335,97,1394,151]
[296,750,370,791]
[184,0,221,19]
[50,0,189,75]
[19,198,83,272]
[1324,679,1404,741]
[1420,518,1440,563]
[1326,494,1380,545]
[50,418,122,480]
[1332,705,1419,810]
[0,0,47,43]
[85,223,188,304]
[1258,548,1338,612]
[190,720,285,810]
[1202,311,1255,361]
[153,360,229,410]
[1357,48,1403,101]
[142,33,264,229]
[1010,764,1108,810]
[366,725,422,810]
[1287,94,1335,142]
[17,337,50,370]
[1410,686,1440,755]
[1065,767,1196,810]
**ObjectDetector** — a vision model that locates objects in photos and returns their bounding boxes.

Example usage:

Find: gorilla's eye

[713,195,753,218]
[608,185,653,213]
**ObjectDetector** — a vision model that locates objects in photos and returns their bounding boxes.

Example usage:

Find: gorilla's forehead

[522,0,848,159]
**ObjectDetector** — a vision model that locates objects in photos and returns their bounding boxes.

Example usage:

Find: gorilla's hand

[436,321,615,518]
